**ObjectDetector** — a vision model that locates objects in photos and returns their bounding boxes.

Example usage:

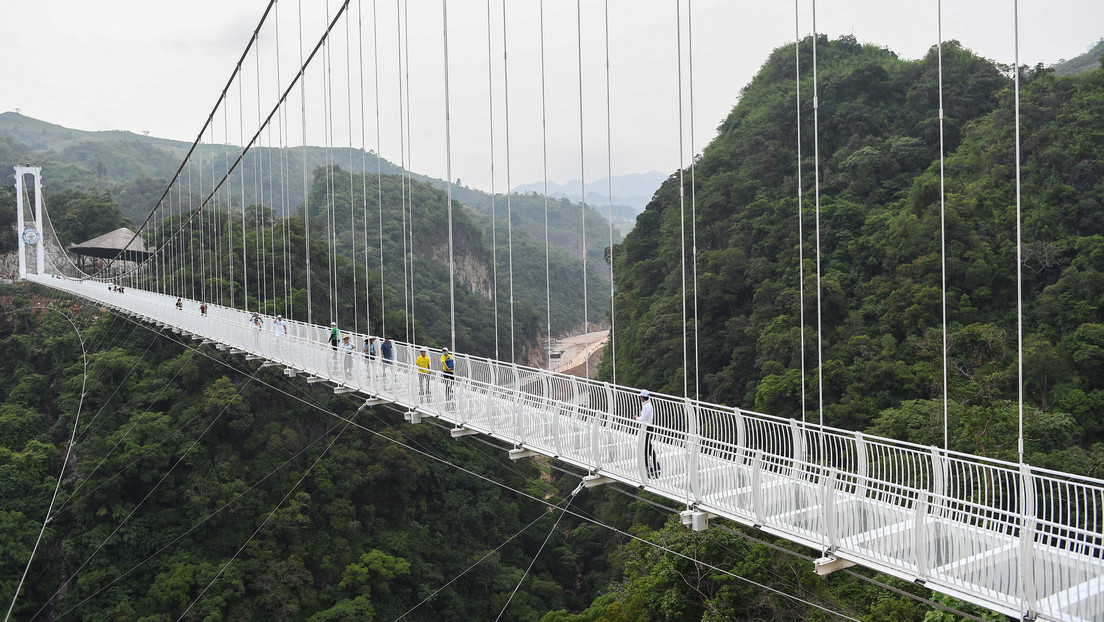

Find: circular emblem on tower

[21,227,41,246]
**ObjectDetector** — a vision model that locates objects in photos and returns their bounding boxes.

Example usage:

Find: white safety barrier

[30,274,1104,622]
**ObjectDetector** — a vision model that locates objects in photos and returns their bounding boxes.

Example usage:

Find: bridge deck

[30,274,1104,622]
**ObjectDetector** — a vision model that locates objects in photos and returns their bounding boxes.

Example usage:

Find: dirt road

[552,330,609,374]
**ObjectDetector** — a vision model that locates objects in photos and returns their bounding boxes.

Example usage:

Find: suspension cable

[357,0,372,334]
[345,9,359,333]
[540,0,552,369]
[795,0,806,424]
[404,0,416,342]
[576,0,591,377]
[604,0,617,384]
[487,0,500,362]
[688,0,700,399]
[494,484,582,621]
[178,418,354,620]
[3,310,86,622]
[677,0,688,400]
[325,0,338,325]
[396,0,410,342]
[1013,0,1024,466]
[937,0,948,451]
[239,68,250,312]
[298,0,312,322]
[374,0,386,338]
[501,0,515,361]
[811,1,823,431]
[443,0,456,351]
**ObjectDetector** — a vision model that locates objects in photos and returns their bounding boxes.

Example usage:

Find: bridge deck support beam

[680,510,716,532]
[508,447,540,460]
[814,555,855,576]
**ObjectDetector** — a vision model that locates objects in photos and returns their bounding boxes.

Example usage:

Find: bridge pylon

[13,166,44,279]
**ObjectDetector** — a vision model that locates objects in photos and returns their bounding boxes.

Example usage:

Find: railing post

[686,398,700,504]
[751,449,765,525]
[930,446,945,517]
[1020,463,1038,619]
[734,410,747,465]
[790,418,805,480]
[854,432,868,499]
[511,363,522,446]
[456,355,466,426]
[822,468,839,551]
[914,485,930,581]
[592,382,612,470]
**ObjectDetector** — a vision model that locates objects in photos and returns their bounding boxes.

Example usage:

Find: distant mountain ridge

[1052,38,1104,76]
[511,171,666,230]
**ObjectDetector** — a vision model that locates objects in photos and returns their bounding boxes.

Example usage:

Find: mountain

[606,34,1104,468]
[511,171,667,231]
[0,113,612,354]
[1052,38,1104,76]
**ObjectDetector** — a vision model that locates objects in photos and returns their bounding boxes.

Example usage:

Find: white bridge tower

[13,166,45,279]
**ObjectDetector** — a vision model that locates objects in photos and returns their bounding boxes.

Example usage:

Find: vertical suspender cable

[576,0,591,377]
[443,0,457,351]
[487,0,500,361]
[688,0,700,399]
[938,0,948,451]
[346,11,359,333]
[299,0,313,324]
[676,0,688,399]
[277,4,291,318]
[325,0,338,324]
[399,0,412,340]
[256,42,267,314]
[604,0,617,384]
[225,104,235,309]
[375,0,386,338]
[198,143,206,305]
[397,0,411,342]
[812,0,829,556]
[358,0,372,334]
[1013,0,1024,464]
[501,0,516,361]
[812,1,824,432]
[212,124,222,306]
[795,0,806,424]
[188,164,195,301]
[239,75,250,312]
[540,0,552,369]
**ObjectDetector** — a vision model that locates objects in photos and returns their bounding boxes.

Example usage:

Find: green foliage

[608,35,1104,458]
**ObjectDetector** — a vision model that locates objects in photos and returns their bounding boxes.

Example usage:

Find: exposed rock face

[428,243,493,300]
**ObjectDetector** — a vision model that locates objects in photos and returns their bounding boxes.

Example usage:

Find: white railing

[29,274,1104,622]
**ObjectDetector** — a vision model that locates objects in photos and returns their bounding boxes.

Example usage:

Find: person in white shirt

[636,390,660,478]
[274,315,287,335]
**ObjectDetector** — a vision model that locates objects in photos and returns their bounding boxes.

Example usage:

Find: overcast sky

[3,0,1102,194]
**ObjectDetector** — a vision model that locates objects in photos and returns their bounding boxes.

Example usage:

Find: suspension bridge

[7,0,1104,620]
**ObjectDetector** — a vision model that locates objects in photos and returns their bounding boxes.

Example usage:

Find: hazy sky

[3,0,1102,194]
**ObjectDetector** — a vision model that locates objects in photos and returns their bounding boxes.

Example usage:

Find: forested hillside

[606,35,1104,467]
[562,34,1104,621]
[0,290,617,620]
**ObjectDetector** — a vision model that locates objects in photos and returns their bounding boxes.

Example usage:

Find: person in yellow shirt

[440,347,455,404]
[415,347,432,398]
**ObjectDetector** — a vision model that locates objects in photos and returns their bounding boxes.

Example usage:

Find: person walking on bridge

[637,390,660,479]
[440,347,456,405]
[381,336,394,387]
[339,334,355,379]
[416,347,432,399]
